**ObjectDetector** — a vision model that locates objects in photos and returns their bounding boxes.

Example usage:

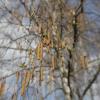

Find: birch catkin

[51,56,55,70]
[0,81,5,96]
[16,71,20,84]
[36,43,43,60]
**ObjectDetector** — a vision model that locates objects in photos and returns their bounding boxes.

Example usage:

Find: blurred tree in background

[0,0,100,100]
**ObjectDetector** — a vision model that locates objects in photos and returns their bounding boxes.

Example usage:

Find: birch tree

[0,0,100,100]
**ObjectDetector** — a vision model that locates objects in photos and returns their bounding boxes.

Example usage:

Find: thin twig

[82,66,100,97]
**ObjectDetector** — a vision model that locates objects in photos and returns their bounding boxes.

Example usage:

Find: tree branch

[82,65,100,97]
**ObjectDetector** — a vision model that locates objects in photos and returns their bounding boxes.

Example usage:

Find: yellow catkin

[47,32,51,45]
[21,79,26,96]
[51,56,56,70]
[0,82,5,96]
[40,43,43,60]
[16,71,20,84]
[21,72,27,96]
[36,43,43,60]
[26,71,31,85]
[80,55,87,68]
[36,44,40,59]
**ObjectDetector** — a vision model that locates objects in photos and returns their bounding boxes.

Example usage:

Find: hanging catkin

[51,55,56,70]
[36,43,43,60]
[47,32,51,45]
[80,55,88,68]
[21,71,31,96]
[25,71,31,85]
[21,72,27,96]
[16,71,20,84]
[0,81,5,96]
